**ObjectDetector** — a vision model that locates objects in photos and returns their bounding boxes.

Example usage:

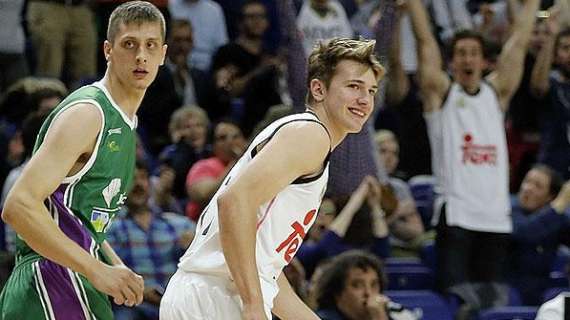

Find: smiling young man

[0,2,167,319]
[405,0,540,313]
[160,37,384,320]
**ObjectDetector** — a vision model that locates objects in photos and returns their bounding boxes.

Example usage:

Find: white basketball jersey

[177,112,330,308]
[425,81,511,233]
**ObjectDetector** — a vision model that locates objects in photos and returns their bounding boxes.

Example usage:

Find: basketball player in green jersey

[0,2,167,319]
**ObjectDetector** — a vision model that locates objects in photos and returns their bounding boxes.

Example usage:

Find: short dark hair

[169,19,192,37]
[240,0,265,16]
[532,164,563,197]
[314,250,387,310]
[449,29,486,57]
[555,28,570,53]
[135,159,149,174]
[107,1,166,43]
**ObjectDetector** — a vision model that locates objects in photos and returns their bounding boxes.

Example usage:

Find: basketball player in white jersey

[160,38,384,320]
[404,0,540,313]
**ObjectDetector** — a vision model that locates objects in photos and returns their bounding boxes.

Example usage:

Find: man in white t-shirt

[404,0,540,314]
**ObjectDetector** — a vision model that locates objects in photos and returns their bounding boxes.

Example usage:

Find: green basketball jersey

[15,81,137,263]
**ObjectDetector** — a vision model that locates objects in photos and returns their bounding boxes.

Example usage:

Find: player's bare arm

[217,121,330,319]
[2,103,144,306]
[272,272,320,320]
[487,0,540,110]
[406,0,450,112]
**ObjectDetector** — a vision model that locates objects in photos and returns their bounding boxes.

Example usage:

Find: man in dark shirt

[509,164,570,305]
[211,0,282,136]
[139,19,213,155]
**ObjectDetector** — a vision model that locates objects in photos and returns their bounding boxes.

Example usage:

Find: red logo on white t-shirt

[461,133,497,165]
[275,209,317,263]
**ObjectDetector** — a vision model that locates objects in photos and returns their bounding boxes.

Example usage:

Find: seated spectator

[138,19,214,154]
[211,0,283,135]
[107,161,195,320]
[313,250,418,320]
[159,106,211,201]
[168,0,228,72]
[509,164,570,305]
[185,119,246,221]
[0,77,67,197]
[297,176,390,278]
[375,130,426,257]
[306,198,337,244]
[1,112,49,252]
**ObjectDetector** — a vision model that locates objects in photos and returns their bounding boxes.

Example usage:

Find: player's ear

[160,44,168,66]
[103,40,112,62]
[309,79,326,103]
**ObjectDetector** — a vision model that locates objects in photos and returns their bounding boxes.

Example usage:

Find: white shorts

[159,270,272,320]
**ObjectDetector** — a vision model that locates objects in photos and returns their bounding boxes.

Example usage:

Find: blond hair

[168,105,210,139]
[374,129,397,147]
[306,37,385,104]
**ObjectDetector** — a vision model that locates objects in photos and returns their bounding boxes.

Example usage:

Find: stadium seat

[477,306,538,320]
[385,257,425,269]
[408,175,437,229]
[385,290,453,320]
[420,240,437,272]
[385,265,435,290]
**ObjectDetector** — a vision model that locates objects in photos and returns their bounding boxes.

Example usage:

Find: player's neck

[307,106,346,150]
[101,72,144,119]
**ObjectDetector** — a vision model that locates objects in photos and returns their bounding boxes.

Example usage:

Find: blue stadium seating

[385,290,453,320]
[477,306,538,320]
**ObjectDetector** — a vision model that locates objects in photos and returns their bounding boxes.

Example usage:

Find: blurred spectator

[0,77,67,129]
[405,0,540,315]
[314,250,418,320]
[374,130,425,257]
[138,19,214,154]
[531,15,570,179]
[168,0,228,72]
[149,165,185,216]
[297,0,354,58]
[1,112,49,252]
[185,119,246,221]
[472,0,511,45]
[506,16,552,192]
[377,8,431,179]
[27,0,96,87]
[211,0,283,135]
[107,161,195,320]
[509,164,570,305]
[327,0,397,197]
[297,176,390,278]
[0,0,28,94]
[159,106,211,201]
[0,78,66,196]
[306,198,337,244]
[249,103,294,139]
